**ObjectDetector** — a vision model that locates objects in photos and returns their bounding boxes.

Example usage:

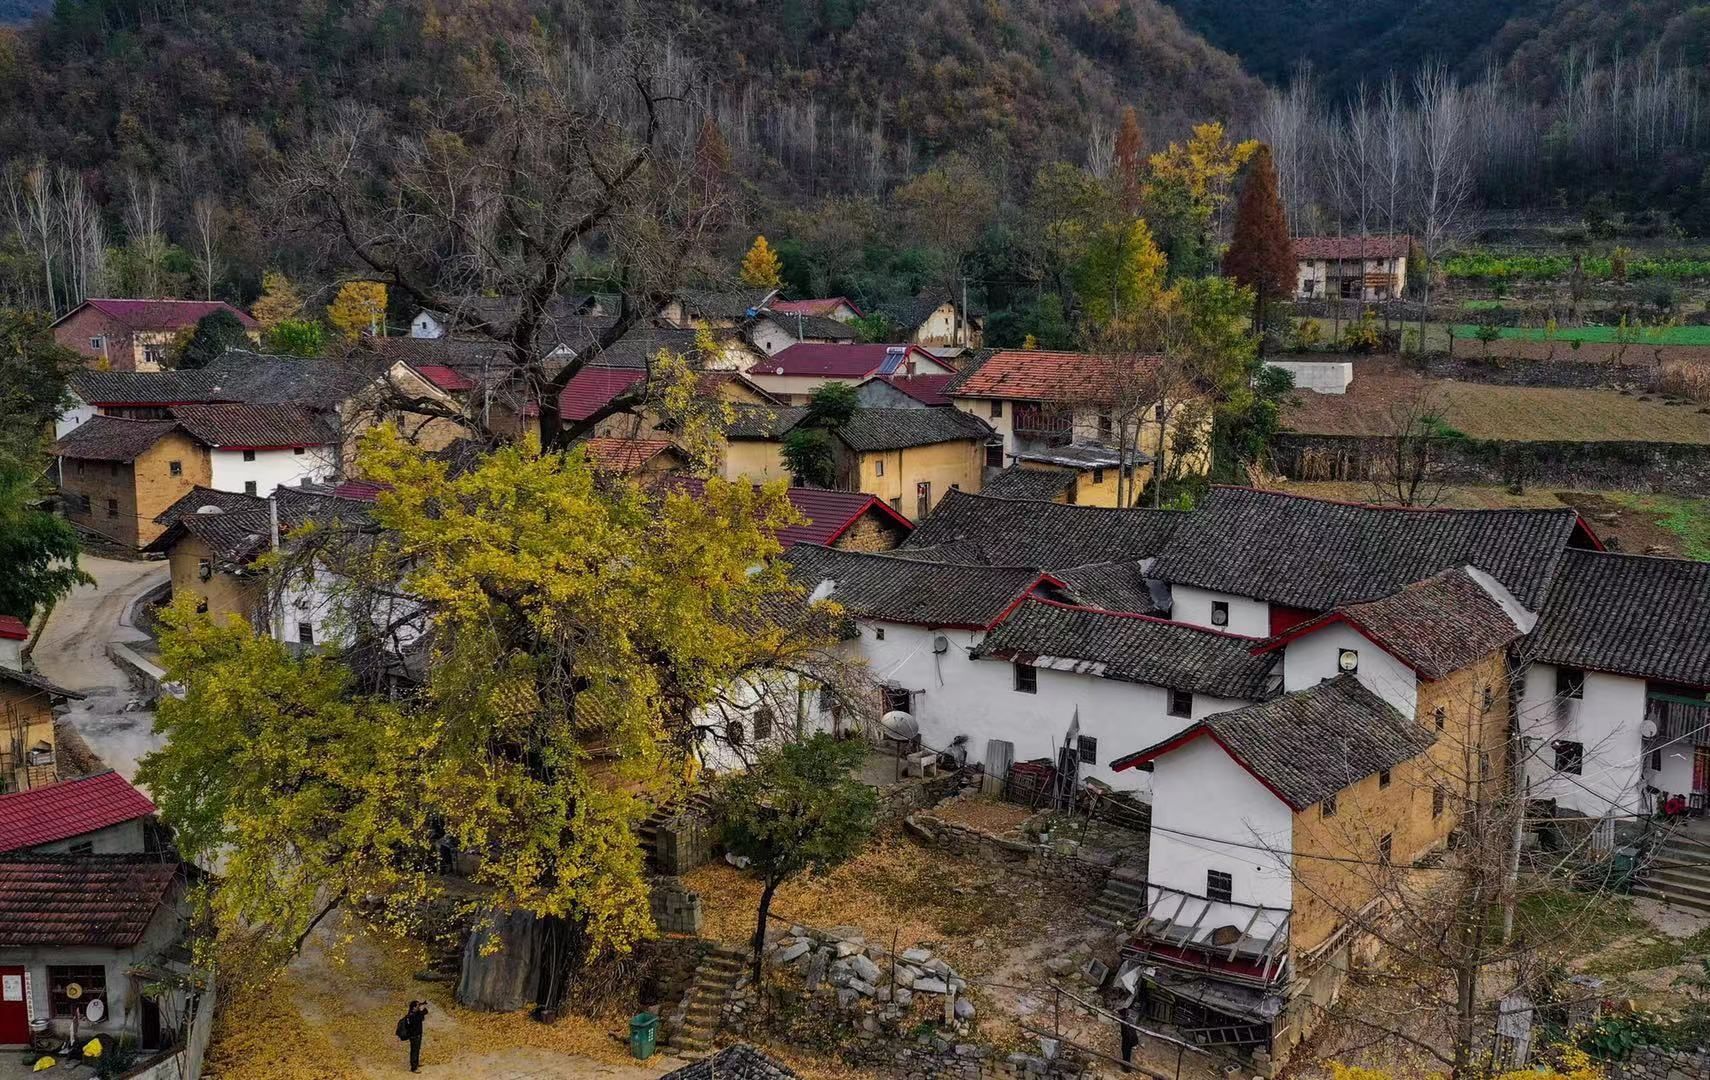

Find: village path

[32,554,169,784]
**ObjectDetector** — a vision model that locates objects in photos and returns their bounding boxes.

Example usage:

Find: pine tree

[328,281,388,341]
[740,235,784,289]
[1221,144,1294,338]
[1113,106,1145,215]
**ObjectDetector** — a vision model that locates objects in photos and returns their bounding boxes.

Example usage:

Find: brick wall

[60,433,211,547]
[53,307,134,370]
[833,511,909,553]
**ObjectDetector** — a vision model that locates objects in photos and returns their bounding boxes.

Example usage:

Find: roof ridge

[1210,485,1579,516]
[1020,595,1262,640]
[791,542,1041,573]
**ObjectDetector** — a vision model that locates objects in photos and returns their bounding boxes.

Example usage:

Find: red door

[0,966,28,1045]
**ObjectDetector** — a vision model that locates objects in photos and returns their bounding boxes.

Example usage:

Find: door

[139,995,162,1051]
[916,481,932,520]
[1694,747,1710,794]
[0,966,28,1045]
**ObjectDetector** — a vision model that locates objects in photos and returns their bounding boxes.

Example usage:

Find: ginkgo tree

[140,429,864,1003]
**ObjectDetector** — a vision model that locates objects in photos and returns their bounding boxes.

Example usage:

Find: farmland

[1440,251,1710,283]
[1447,323,1710,345]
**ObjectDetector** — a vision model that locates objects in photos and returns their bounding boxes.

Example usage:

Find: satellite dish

[932,634,949,655]
[1642,719,1660,739]
[64,983,82,1001]
[878,709,918,742]
[194,504,224,514]
[84,998,105,1023]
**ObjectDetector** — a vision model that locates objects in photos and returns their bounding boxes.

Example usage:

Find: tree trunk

[751,875,782,986]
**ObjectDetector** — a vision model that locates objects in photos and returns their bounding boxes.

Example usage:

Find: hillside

[0,0,1258,207]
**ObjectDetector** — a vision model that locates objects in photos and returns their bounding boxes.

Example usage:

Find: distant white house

[1293,235,1410,301]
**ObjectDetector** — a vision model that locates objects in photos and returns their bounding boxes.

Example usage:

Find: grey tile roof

[203,351,387,409]
[1052,560,1167,615]
[169,403,337,448]
[661,1045,799,1080]
[878,288,953,332]
[52,416,180,461]
[1149,487,1590,611]
[1012,442,1147,469]
[981,467,1078,502]
[835,408,992,452]
[759,310,856,341]
[900,489,1184,570]
[155,486,268,526]
[0,666,84,700]
[676,287,779,321]
[583,326,704,370]
[68,369,231,405]
[786,544,1053,628]
[725,403,810,440]
[1264,567,1525,679]
[976,598,1276,699]
[1528,549,1710,686]
[1114,675,1437,810]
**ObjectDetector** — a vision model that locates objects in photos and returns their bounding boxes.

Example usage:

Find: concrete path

[32,554,169,784]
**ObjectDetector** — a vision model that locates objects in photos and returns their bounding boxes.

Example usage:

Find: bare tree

[1368,382,1453,507]
[123,171,168,299]
[1412,63,1475,346]
[189,197,224,301]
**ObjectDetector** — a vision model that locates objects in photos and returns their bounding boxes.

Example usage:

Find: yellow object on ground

[31,1056,55,1071]
[83,1038,102,1057]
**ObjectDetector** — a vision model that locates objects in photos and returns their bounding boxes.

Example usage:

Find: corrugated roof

[0,855,180,946]
[977,598,1275,699]
[1528,549,1710,686]
[900,489,1183,570]
[1112,675,1437,810]
[558,366,646,421]
[1149,486,1592,611]
[0,772,156,853]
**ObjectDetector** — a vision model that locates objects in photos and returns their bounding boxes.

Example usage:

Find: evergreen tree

[740,235,784,289]
[1221,144,1294,337]
[177,309,251,369]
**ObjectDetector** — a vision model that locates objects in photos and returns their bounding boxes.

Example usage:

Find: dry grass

[928,793,1036,836]
[1660,355,1710,403]
[1283,373,1710,443]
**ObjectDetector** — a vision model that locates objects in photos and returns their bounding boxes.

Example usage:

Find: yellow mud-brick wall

[853,439,985,513]
[721,438,792,484]
[61,432,210,548]
[1416,650,1513,805]
[0,682,59,791]
[168,534,262,628]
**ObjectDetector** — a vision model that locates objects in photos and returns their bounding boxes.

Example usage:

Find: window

[244,481,258,496]
[1556,667,1585,699]
[874,458,885,477]
[882,686,912,714]
[242,449,257,462]
[916,482,932,520]
[66,840,94,856]
[1077,735,1098,765]
[1553,740,1583,775]
[727,719,745,746]
[1650,748,1664,772]
[1097,413,1114,440]
[105,498,118,518]
[168,460,183,477]
[889,497,902,512]
[1378,833,1393,865]
[1206,870,1233,904]
[1013,663,1037,694]
[294,447,306,455]
[143,344,165,367]
[48,965,105,1019]
[985,441,1004,469]
[989,400,1003,419]
[1210,601,1229,628]
[76,461,84,476]
[1378,769,1391,790]
[1167,689,1193,718]
[297,621,315,646]
[754,707,775,742]
[197,558,212,582]
[1091,468,1105,485]
[873,626,885,641]
[89,336,105,350]
[1433,707,1446,730]
[1153,402,1166,422]
[1481,686,1495,712]
[1321,794,1337,818]
[1433,786,1446,818]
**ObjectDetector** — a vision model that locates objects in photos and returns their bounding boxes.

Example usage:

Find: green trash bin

[629,1012,659,1060]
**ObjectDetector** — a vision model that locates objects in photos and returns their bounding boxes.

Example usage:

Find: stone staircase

[1633,830,1710,913]
[639,792,716,874]
[661,943,747,1053]
[1088,867,1148,928]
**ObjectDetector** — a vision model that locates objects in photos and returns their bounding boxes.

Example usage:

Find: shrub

[1287,318,1322,353]
[1341,309,1380,353]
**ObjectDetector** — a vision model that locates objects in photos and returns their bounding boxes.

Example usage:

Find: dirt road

[33,554,169,783]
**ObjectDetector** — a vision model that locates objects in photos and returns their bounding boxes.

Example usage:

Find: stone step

[1643,871,1710,901]
[1631,885,1710,913]
[1104,877,1147,895]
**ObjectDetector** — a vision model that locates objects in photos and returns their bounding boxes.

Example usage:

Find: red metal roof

[0,615,25,641]
[0,771,157,853]
[770,297,863,318]
[749,344,945,379]
[76,298,259,331]
[950,350,1157,403]
[0,856,180,947]
[868,373,954,406]
[581,437,680,473]
[412,363,477,392]
[1293,235,1412,260]
[557,366,645,421]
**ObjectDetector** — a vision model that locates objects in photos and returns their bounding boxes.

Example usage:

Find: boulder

[955,1044,981,1058]
[774,940,811,964]
[926,958,953,976]
[902,947,934,964]
[848,978,877,997]
[835,940,865,958]
[836,988,858,1009]
[955,998,976,1020]
[913,977,950,994]
[804,950,829,993]
[895,989,914,1008]
[1044,956,1076,977]
[849,953,882,984]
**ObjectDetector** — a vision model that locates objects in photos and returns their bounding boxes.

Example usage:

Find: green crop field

[1449,323,1710,345]
[1441,252,1710,281]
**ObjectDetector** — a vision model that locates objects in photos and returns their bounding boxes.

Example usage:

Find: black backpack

[396,1014,410,1041]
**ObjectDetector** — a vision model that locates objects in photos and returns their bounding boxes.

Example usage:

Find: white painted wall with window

[1170,585,1270,638]
[1281,623,1418,719]
[208,444,338,498]
[1516,662,1649,818]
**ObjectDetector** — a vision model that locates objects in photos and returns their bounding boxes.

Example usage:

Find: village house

[560,364,778,444]
[669,479,914,554]
[850,373,955,410]
[145,487,274,626]
[407,294,612,353]
[579,437,688,478]
[878,289,980,348]
[747,309,857,356]
[51,299,259,372]
[658,287,781,331]
[718,404,807,485]
[1293,235,1411,301]
[947,349,1209,490]
[769,297,863,323]
[52,417,211,548]
[1516,549,1710,826]
[829,408,993,518]
[1147,486,1599,638]
[168,403,339,497]
[984,443,1148,507]
[0,619,82,795]
[744,344,952,404]
[898,488,1183,574]
[0,771,157,856]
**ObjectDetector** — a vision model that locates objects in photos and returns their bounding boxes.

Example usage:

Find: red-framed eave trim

[211,443,330,452]
[1108,724,1306,812]
[1251,611,1438,682]
[821,497,916,546]
[862,574,1067,633]
[1017,595,1264,642]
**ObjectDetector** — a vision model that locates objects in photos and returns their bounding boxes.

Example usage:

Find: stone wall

[650,876,703,935]
[902,809,1111,891]
[656,812,713,875]
[1603,1043,1710,1080]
